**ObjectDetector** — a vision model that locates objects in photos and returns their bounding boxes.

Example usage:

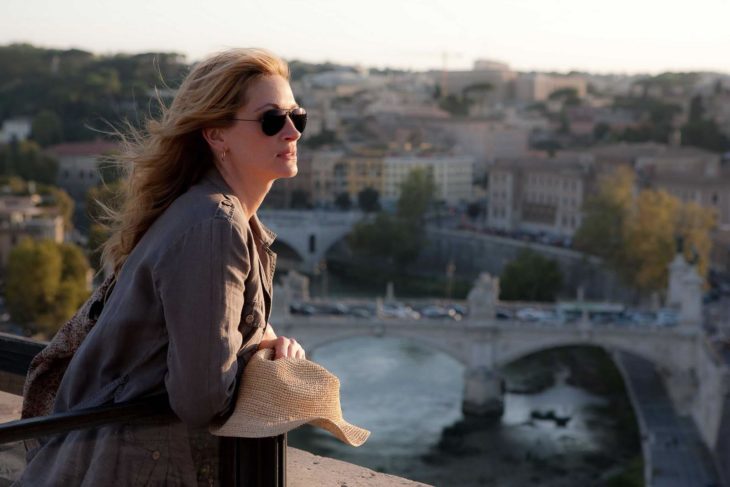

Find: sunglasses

[231,107,307,136]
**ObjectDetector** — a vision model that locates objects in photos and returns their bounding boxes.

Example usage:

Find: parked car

[381,302,420,319]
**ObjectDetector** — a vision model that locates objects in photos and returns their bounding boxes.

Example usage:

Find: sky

[4,0,730,74]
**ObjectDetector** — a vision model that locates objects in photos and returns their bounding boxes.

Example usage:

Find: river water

[288,336,640,487]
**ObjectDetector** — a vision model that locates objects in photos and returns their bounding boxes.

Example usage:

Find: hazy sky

[4,0,730,74]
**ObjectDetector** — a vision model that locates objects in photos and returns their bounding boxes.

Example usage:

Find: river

[288,336,642,487]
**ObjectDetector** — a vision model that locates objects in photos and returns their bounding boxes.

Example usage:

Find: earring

[220,149,228,163]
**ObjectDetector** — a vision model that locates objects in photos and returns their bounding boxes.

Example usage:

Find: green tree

[397,167,435,222]
[290,189,310,209]
[548,87,581,106]
[688,94,704,123]
[574,166,634,267]
[34,185,74,231]
[0,141,59,185]
[349,168,435,269]
[6,239,62,326]
[357,187,380,213]
[681,119,730,153]
[438,94,471,116]
[500,249,563,302]
[334,192,352,211]
[5,239,90,335]
[31,110,64,147]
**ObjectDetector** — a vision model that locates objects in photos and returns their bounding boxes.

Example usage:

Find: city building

[487,155,596,237]
[0,194,64,268]
[47,140,119,202]
[646,158,730,272]
[0,118,32,144]
[383,154,473,205]
[427,61,517,104]
[339,150,384,200]
[515,73,588,102]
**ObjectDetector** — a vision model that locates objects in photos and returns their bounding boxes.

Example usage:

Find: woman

[18,48,306,486]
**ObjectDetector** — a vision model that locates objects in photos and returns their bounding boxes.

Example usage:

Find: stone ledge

[288,447,432,487]
[0,393,430,486]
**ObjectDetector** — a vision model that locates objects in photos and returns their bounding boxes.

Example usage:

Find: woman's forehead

[243,75,297,112]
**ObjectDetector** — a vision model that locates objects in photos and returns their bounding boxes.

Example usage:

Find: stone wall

[420,227,631,301]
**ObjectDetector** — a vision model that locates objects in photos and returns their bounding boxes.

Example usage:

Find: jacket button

[245,314,254,324]
[152,450,161,461]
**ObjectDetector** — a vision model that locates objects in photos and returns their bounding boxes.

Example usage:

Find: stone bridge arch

[259,210,362,273]
[301,328,471,368]
[492,332,695,376]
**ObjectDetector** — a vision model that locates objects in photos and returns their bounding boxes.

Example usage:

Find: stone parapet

[289,447,431,486]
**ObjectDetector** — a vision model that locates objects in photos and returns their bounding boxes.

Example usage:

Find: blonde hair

[101,48,289,274]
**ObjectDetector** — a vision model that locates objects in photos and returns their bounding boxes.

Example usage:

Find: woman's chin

[280,161,298,178]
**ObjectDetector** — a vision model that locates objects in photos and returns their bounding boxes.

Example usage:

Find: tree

[574,166,635,266]
[397,167,435,222]
[357,187,380,213]
[500,249,563,302]
[348,212,421,269]
[349,168,436,269]
[688,94,704,123]
[0,141,59,185]
[31,110,64,147]
[623,190,715,293]
[290,189,310,209]
[575,166,715,295]
[334,192,352,211]
[5,239,90,335]
[38,186,74,231]
[622,190,680,292]
[681,119,730,153]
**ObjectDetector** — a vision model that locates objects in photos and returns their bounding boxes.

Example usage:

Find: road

[616,352,722,486]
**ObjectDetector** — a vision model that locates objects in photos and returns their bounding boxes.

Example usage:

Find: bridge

[272,309,728,484]
[269,254,730,484]
[258,210,361,273]
[258,210,622,300]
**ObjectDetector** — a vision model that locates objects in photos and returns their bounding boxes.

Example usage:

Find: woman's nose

[281,115,302,141]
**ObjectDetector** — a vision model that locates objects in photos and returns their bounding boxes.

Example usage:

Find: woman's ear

[202,127,226,155]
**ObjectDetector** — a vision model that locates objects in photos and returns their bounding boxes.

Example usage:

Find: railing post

[220,434,287,487]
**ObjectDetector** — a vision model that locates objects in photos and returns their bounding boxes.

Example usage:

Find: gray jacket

[17,166,277,486]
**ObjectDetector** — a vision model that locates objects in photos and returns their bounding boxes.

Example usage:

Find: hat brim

[210,414,370,447]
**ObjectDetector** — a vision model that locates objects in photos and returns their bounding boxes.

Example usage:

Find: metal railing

[0,332,286,487]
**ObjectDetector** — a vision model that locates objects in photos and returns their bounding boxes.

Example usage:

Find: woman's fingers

[266,336,306,360]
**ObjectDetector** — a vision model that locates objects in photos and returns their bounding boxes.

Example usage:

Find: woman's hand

[258,324,306,359]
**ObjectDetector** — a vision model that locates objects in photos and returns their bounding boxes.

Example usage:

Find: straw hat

[209,348,370,447]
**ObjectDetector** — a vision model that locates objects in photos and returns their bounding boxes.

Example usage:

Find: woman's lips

[277,151,297,159]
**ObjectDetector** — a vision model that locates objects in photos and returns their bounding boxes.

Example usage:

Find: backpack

[21,275,116,419]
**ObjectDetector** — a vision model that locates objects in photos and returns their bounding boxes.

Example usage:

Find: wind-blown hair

[101,48,289,274]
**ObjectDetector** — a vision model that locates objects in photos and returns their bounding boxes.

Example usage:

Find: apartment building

[47,140,119,202]
[487,156,595,237]
[648,159,730,271]
[0,118,31,144]
[0,194,64,268]
[515,73,588,102]
[383,154,473,205]
[340,150,384,199]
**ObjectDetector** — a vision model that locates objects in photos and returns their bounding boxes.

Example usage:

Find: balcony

[0,333,428,486]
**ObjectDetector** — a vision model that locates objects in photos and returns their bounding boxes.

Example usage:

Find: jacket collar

[202,166,277,248]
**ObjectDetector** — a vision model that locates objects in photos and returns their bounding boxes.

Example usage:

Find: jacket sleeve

[153,213,251,427]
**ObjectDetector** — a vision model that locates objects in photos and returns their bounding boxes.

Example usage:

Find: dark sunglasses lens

[291,111,307,134]
[261,110,287,136]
